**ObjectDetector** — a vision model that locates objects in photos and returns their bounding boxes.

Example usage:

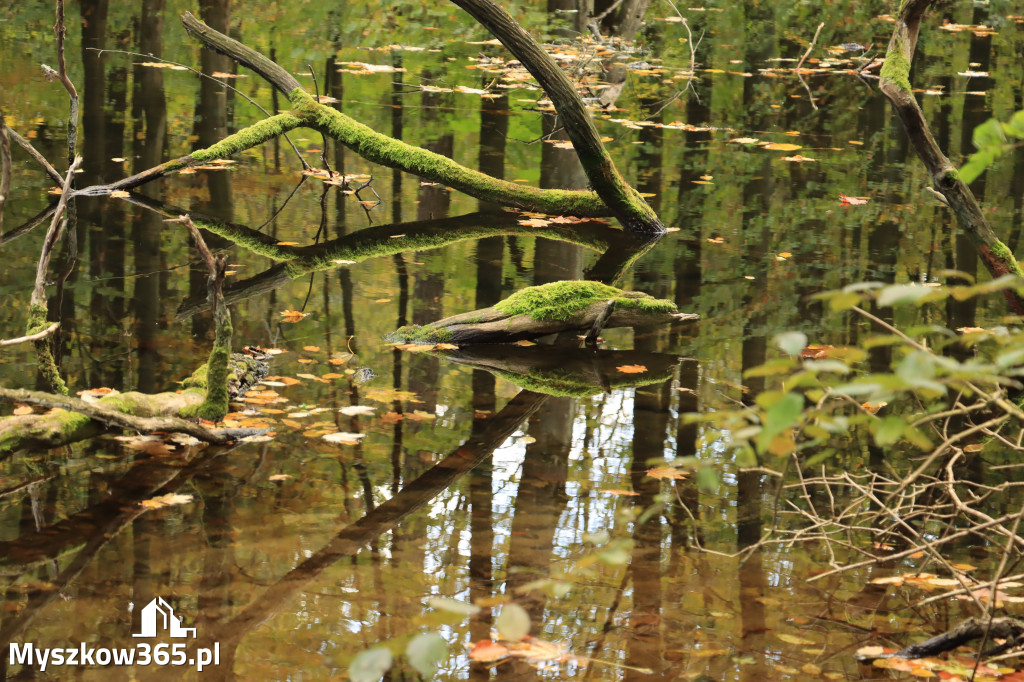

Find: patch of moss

[384,325,454,344]
[28,304,67,396]
[493,281,676,322]
[287,89,611,218]
[880,42,912,94]
[989,240,1024,278]
[191,113,303,162]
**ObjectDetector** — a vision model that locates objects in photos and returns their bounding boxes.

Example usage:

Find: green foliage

[496,603,531,641]
[348,647,393,682]
[700,276,1024,461]
[960,110,1024,184]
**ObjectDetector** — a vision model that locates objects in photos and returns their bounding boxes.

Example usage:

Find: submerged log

[385,281,698,345]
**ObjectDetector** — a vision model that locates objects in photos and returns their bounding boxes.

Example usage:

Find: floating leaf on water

[839,193,868,205]
[322,432,366,444]
[601,488,639,496]
[339,405,376,416]
[140,493,193,510]
[616,364,648,374]
[468,639,509,662]
[279,310,308,322]
[762,142,802,151]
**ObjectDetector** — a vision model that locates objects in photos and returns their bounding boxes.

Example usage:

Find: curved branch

[177,13,618,220]
[878,0,1024,314]
[448,0,664,233]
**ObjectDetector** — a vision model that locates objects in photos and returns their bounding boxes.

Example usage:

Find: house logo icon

[132,597,197,639]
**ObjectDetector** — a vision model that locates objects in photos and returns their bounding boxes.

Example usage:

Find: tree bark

[449,0,664,233]
[879,0,1024,314]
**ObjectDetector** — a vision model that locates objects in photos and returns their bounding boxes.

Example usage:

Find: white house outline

[133,597,197,638]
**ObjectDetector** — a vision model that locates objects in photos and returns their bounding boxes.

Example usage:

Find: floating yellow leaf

[762,142,802,151]
[616,364,648,374]
[280,310,308,322]
[140,493,193,510]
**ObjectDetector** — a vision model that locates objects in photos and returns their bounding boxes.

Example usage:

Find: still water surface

[1,1,1024,679]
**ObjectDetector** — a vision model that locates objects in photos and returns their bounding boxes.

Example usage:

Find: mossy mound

[493,281,676,322]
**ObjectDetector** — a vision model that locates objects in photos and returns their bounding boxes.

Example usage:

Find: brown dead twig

[795,22,824,110]
[0,113,10,238]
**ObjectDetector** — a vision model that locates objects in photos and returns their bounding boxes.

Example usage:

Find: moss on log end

[493,281,676,321]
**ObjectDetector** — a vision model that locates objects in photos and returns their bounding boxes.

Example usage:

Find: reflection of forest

[2,0,1024,679]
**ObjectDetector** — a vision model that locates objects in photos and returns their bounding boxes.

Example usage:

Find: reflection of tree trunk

[191,391,549,680]
[131,0,168,394]
[627,348,670,678]
[190,0,235,340]
[536,115,586,283]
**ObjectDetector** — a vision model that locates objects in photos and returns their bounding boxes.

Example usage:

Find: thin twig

[87,47,310,170]
[6,128,63,185]
[0,322,59,347]
[32,156,81,308]
[0,113,10,237]
[53,0,78,165]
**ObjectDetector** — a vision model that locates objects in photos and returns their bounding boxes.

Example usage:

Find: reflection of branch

[193,390,550,674]
[795,22,824,111]
[53,0,79,164]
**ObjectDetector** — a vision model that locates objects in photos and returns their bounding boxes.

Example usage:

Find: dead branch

[32,156,80,308]
[52,0,78,164]
[0,322,59,347]
[0,113,10,237]
[448,0,664,233]
[5,128,63,185]
[878,0,1024,314]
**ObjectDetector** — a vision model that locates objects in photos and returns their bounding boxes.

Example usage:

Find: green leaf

[755,393,804,454]
[774,331,807,357]
[696,465,719,493]
[802,359,850,374]
[406,633,448,677]
[349,648,393,682]
[427,597,481,616]
[873,416,906,447]
[829,291,862,312]
[877,284,935,308]
[496,604,531,641]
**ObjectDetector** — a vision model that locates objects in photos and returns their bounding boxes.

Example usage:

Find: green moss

[181,296,233,421]
[493,281,676,322]
[944,168,960,182]
[27,304,67,396]
[988,240,1024,278]
[287,89,611,218]
[880,43,912,94]
[191,113,303,162]
[384,325,454,344]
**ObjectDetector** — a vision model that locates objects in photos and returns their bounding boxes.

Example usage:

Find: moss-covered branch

[879,0,1024,314]
[173,216,233,421]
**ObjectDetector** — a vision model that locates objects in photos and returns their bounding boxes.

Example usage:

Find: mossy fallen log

[0,352,267,456]
[385,281,698,345]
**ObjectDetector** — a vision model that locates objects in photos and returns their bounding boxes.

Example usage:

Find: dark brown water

[2,1,1023,679]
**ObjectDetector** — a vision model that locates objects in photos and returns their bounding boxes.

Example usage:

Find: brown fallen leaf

[140,493,193,510]
[280,310,308,323]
